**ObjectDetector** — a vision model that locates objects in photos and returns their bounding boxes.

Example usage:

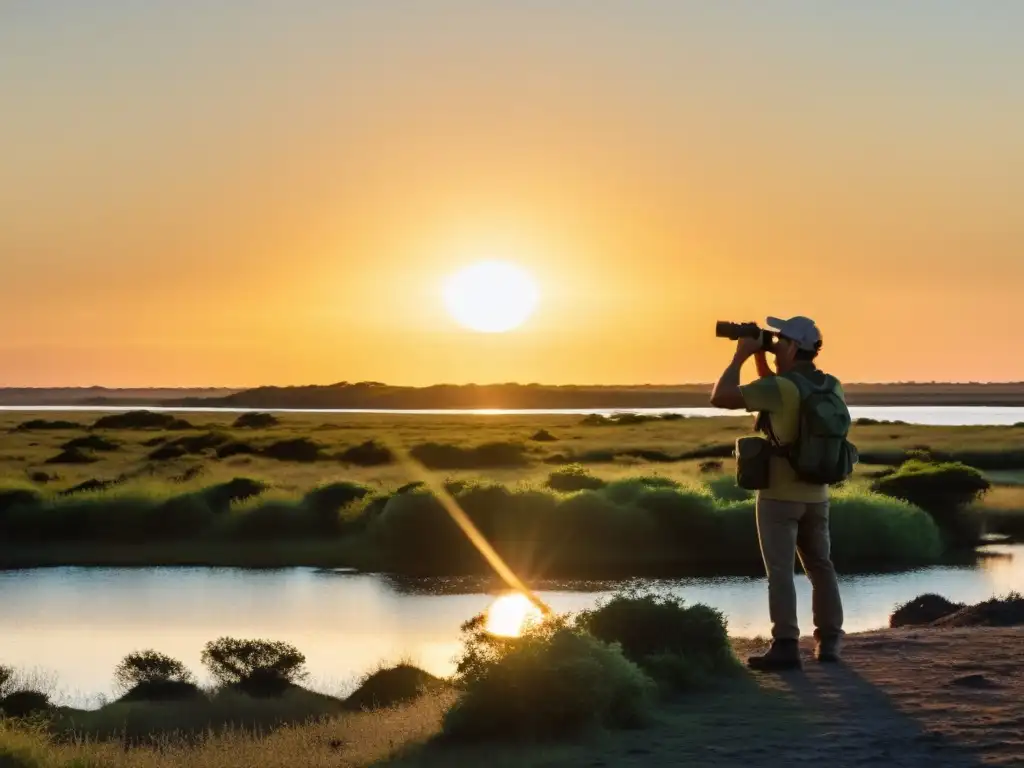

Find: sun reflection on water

[484,593,545,637]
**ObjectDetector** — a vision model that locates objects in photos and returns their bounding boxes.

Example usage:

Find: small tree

[201,637,307,688]
[113,650,195,695]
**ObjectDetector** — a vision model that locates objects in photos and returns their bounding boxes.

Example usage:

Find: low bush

[890,593,965,628]
[932,591,1024,627]
[58,478,121,496]
[232,412,279,429]
[337,440,393,466]
[345,664,443,711]
[60,435,119,452]
[706,474,752,503]
[871,460,990,547]
[545,465,606,492]
[575,590,738,691]
[43,447,96,465]
[92,411,193,430]
[201,638,307,695]
[261,438,324,463]
[530,429,558,442]
[0,691,51,719]
[409,441,531,469]
[442,614,654,741]
[216,441,259,459]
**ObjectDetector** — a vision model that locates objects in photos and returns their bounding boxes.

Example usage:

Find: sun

[484,593,544,637]
[443,261,539,333]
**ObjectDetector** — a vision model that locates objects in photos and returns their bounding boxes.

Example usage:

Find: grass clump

[530,429,558,442]
[870,459,990,547]
[442,614,654,742]
[575,590,739,692]
[232,412,279,429]
[201,637,307,697]
[545,464,606,492]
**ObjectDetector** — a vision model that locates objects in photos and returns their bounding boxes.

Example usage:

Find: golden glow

[484,593,545,637]
[443,261,540,333]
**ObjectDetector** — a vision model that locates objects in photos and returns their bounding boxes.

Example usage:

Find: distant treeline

[165,381,1024,410]
[3,381,1024,409]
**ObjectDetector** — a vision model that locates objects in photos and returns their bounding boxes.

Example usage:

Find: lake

[3,543,1021,707]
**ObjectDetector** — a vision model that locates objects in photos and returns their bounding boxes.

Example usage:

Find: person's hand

[734,336,763,360]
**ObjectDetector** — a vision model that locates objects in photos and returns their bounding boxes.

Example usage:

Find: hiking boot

[746,639,802,672]
[815,634,842,663]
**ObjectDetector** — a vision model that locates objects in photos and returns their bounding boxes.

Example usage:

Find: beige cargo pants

[755,498,844,641]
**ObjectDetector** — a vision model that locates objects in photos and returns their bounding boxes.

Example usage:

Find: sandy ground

[393,627,1024,768]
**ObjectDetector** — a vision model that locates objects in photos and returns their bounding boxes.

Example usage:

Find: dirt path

[393,628,1024,768]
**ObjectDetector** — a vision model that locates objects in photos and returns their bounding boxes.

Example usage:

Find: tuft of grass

[336,440,393,467]
[43,447,97,465]
[60,435,120,452]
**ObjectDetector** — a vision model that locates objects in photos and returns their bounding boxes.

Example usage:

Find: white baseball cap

[766,316,822,352]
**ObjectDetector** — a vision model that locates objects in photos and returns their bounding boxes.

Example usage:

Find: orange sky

[1,3,1022,387]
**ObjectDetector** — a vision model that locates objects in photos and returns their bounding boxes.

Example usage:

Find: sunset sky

[2,2,1022,387]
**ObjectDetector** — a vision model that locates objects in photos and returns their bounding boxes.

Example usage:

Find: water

[3,544,1022,706]
[1,404,1023,425]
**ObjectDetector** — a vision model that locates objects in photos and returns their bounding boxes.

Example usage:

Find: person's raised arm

[754,350,773,379]
[710,337,762,410]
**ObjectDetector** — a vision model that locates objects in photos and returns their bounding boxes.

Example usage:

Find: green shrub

[828,488,943,567]
[261,438,324,463]
[575,590,737,691]
[60,435,120,452]
[336,440,393,466]
[870,460,989,547]
[443,614,654,741]
[92,411,192,430]
[705,474,752,503]
[545,465,605,492]
[598,476,680,504]
[113,650,195,695]
[409,441,530,469]
[201,638,307,693]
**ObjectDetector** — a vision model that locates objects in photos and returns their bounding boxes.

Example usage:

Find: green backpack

[764,371,859,486]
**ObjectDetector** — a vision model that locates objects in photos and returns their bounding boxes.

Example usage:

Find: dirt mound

[232,412,279,429]
[345,665,443,711]
[933,593,1024,628]
[61,435,120,452]
[92,411,193,430]
[948,673,1002,689]
[890,594,966,628]
[44,447,98,465]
